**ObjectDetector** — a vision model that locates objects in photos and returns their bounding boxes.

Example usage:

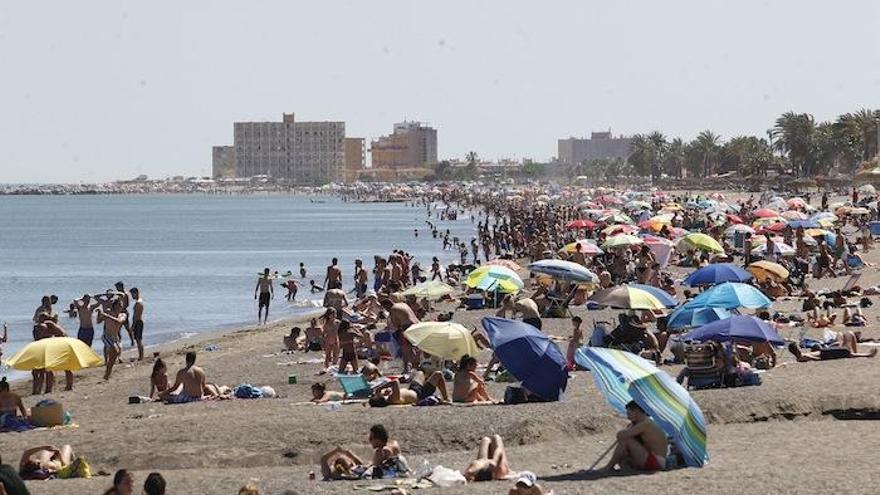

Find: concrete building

[371,121,438,169]
[344,138,366,182]
[225,113,345,184]
[212,146,236,178]
[558,131,633,166]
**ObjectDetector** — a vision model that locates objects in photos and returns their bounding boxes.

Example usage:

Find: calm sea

[0,194,473,369]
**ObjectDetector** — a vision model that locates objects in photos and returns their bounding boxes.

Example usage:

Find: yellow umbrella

[398,280,457,300]
[747,261,790,282]
[465,265,523,293]
[404,322,479,361]
[6,337,103,371]
[677,233,724,254]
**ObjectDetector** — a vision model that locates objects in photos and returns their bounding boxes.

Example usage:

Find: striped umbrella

[485,259,523,272]
[559,240,604,255]
[602,234,644,250]
[465,265,523,294]
[528,259,599,284]
[575,347,708,468]
[588,285,671,310]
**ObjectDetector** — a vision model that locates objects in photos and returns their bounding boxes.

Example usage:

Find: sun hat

[515,471,537,487]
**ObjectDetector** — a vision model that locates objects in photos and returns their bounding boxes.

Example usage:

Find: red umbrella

[726,214,743,224]
[567,219,597,230]
[765,222,788,233]
[753,209,780,218]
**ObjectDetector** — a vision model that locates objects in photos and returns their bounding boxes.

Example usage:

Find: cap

[515,471,536,487]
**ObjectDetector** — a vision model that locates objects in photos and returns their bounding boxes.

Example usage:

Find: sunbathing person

[508,472,545,495]
[453,355,494,404]
[310,383,344,404]
[19,445,75,480]
[809,307,838,328]
[319,424,403,480]
[599,401,668,473]
[360,359,383,381]
[319,447,368,480]
[149,359,171,401]
[368,368,449,406]
[463,434,512,482]
[788,333,878,361]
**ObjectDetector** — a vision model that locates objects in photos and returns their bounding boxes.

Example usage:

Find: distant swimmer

[255,268,274,325]
[310,280,325,293]
[300,262,307,278]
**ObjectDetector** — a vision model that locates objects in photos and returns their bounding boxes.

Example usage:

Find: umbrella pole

[587,440,617,471]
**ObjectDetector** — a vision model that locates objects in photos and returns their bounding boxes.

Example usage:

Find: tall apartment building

[371,121,438,169]
[212,146,235,178]
[558,131,633,166]
[225,113,346,184]
[344,138,366,182]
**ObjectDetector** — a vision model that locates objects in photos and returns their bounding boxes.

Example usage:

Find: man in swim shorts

[72,293,100,346]
[165,351,206,404]
[254,268,273,324]
[600,401,668,472]
[130,288,145,361]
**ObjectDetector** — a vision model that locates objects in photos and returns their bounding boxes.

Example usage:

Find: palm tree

[771,112,816,177]
[627,134,652,178]
[835,108,880,163]
[693,130,721,177]
[647,131,667,184]
[663,138,685,178]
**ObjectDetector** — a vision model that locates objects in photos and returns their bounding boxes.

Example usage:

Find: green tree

[647,131,667,183]
[693,130,721,177]
[771,112,816,177]
[663,138,685,178]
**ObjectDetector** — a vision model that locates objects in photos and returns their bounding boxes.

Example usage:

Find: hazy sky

[1,1,879,183]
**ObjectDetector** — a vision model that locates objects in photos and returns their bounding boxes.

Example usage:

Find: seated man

[599,401,668,473]
[453,355,494,404]
[320,424,404,480]
[463,434,512,482]
[165,351,206,404]
[19,445,75,480]
[304,319,323,352]
[310,382,344,404]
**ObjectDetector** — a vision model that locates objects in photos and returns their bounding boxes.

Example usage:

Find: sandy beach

[5,250,880,495]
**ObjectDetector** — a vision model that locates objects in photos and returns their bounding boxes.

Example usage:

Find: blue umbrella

[787,219,820,229]
[628,284,679,308]
[683,263,753,287]
[667,306,733,331]
[481,317,568,401]
[682,315,785,345]
[683,282,771,310]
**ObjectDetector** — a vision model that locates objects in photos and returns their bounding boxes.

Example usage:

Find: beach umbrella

[628,284,679,308]
[559,240,603,256]
[682,315,785,346]
[676,233,724,254]
[858,184,876,195]
[566,219,597,230]
[600,213,634,225]
[485,259,523,272]
[683,263,753,287]
[625,200,652,211]
[804,228,837,245]
[753,208,780,218]
[641,235,674,267]
[752,216,787,228]
[786,198,808,210]
[399,280,457,300]
[781,210,807,221]
[747,261,790,282]
[481,317,568,401]
[528,259,599,284]
[575,348,708,468]
[787,219,820,229]
[602,224,638,236]
[725,214,743,224]
[667,306,732,331]
[751,242,795,257]
[724,224,755,237]
[404,322,479,361]
[466,265,524,294]
[683,282,771,310]
[602,234,643,250]
[588,285,670,310]
[6,337,103,371]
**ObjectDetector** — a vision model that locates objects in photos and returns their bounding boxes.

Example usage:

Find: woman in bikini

[149,359,170,401]
[453,355,493,404]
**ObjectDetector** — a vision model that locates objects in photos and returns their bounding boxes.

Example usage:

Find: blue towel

[1,413,35,432]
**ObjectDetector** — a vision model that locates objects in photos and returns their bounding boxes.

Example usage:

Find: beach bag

[426,465,467,487]
[233,384,264,399]
[31,400,64,427]
[503,386,528,405]
[753,355,772,370]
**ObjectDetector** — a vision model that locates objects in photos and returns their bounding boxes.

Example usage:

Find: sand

[5,196,880,494]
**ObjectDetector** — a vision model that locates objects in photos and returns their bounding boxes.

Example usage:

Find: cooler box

[466,294,485,310]
[31,401,64,427]
[869,222,880,236]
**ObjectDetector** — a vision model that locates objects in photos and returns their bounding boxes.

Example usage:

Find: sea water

[0,194,474,368]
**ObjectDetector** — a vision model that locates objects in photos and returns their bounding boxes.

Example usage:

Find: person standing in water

[325,258,343,290]
[254,268,274,325]
[130,288,145,361]
[98,299,127,380]
[72,294,100,346]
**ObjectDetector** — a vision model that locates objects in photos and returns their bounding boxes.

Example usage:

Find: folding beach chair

[336,374,372,399]
[542,286,577,318]
[681,343,723,390]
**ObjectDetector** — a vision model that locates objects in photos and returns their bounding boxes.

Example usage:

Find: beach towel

[0,413,35,432]
[337,374,372,398]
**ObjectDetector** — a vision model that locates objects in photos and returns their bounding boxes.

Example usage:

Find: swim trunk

[409,381,436,401]
[77,327,94,347]
[132,320,144,341]
[258,292,271,308]
[642,453,665,471]
[328,281,343,290]
[166,392,202,404]
[819,347,851,360]
[102,334,121,350]
[341,349,356,362]
[523,316,542,330]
